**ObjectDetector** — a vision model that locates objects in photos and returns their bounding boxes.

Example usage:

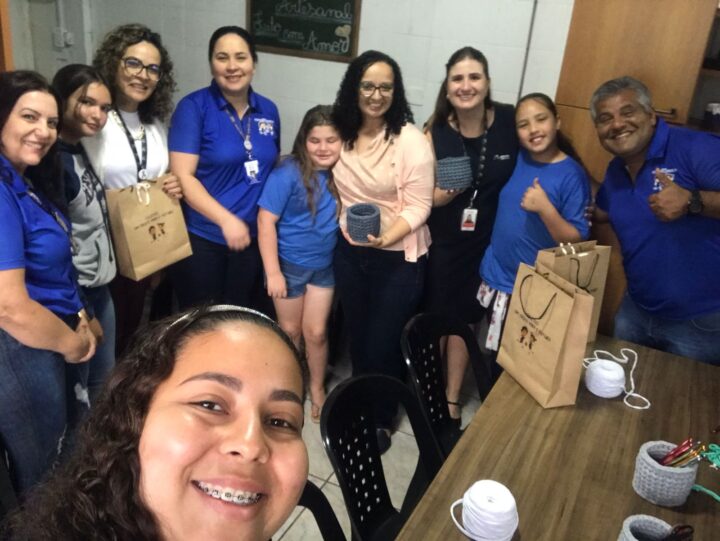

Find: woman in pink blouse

[332,50,434,454]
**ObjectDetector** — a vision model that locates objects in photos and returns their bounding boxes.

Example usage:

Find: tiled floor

[276,352,483,540]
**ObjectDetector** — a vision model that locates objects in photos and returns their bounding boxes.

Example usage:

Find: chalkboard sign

[247,0,361,62]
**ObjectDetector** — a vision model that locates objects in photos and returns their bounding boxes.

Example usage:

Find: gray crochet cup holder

[632,440,698,507]
[617,514,673,541]
[436,156,473,191]
[347,203,381,243]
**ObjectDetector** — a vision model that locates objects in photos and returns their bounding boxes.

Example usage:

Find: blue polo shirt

[0,156,83,316]
[169,81,281,243]
[258,159,338,269]
[481,150,591,293]
[596,119,720,320]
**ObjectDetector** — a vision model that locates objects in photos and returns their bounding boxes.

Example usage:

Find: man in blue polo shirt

[590,76,720,365]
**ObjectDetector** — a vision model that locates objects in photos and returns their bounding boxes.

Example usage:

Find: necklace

[111,109,149,180]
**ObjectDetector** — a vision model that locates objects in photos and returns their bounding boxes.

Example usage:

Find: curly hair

[92,24,176,124]
[332,50,413,149]
[287,104,340,219]
[4,306,306,540]
[426,46,493,131]
[0,70,65,213]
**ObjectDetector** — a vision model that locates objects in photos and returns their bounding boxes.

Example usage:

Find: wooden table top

[396,336,720,540]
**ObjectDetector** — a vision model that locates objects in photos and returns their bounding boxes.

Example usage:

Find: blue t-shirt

[480,149,591,293]
[258,159,338,269]
[596,119,720,319]
[168,81,281,243]
[0,156,83,316]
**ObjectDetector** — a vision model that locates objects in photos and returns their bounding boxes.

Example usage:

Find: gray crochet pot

[632,441,698,507]
[436,156,473,190]
[347,203,380,243]
[617,514,672,541]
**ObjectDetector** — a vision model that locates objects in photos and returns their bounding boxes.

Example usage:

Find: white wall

[10,0,575,152]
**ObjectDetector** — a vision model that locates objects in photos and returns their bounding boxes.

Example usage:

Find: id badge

[460,208,478,231]
[244,160,260,184]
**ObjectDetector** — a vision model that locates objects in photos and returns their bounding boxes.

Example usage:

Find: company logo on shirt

[653,167,677,192]
[255,118,276,136]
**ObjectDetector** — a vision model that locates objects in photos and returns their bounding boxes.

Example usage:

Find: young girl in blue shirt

[479,93,591,356]
[258,105,341,422]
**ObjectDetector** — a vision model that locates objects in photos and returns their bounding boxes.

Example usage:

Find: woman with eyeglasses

[331,50,434,454]
[51,64,115,404]
[85,24,180,356]
[168,26,280,310]
[0,71,96,496]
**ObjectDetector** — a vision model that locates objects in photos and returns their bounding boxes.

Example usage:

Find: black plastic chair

[401,312,493,457]
[0,443,17,522]
[297,479,347,541]
[320,374,443,541]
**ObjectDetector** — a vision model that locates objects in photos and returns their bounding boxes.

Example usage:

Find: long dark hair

[288,105,340,218]
[0,70,65,212]
[4,306,306,540]
[208,26,257,63]
[52,64,110,131]
[427,46,493,130]
[92,24,176,124]
[332,50,413,149]
[516,92,585,168]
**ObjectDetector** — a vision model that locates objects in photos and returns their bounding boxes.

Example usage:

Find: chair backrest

[297,479,347,541]
[320,375,443,541]
[401,312,493,456]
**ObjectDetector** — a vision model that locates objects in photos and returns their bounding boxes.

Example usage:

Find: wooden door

[0,0,12,71]
[556,0,717,124]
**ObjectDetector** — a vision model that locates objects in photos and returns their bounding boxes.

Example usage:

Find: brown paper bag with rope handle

[497,263,594,408]
[105,177,192,281]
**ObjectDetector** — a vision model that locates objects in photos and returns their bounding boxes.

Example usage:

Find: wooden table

[396,336,720,540]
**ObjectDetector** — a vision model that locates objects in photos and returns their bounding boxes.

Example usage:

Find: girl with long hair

[257,105,341,422]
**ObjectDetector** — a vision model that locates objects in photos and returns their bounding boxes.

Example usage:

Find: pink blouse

[333,123,434,262]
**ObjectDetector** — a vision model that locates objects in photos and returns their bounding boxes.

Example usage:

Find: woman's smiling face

[138,322,308,541]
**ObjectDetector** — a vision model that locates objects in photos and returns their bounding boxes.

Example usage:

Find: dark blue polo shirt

[0,155,83,316]
[596,119,720,319]
[169,81,281,243]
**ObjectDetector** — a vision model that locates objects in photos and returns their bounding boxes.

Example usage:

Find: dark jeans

[170,232,263,311]
[80,285,116,402]
[0,328,88,496]
[109,273,150,357]
[333,236,426,428]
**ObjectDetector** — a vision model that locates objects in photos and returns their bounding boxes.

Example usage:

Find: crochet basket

[347,203,381,243]
[632,440,698,507]
[617,514,673,541]
[436,156,473,191]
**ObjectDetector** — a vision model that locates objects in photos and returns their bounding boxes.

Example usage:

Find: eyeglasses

[121,57,163,81]
[359,82,394,97]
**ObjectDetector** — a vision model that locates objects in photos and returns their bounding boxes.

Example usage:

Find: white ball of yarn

[451,480,519,541]
[585,359,625,398]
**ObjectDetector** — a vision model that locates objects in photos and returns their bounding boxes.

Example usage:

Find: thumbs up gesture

[521,177,551,214]
[648,168,690,221]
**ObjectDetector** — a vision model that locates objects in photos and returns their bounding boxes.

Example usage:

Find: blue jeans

[0,328,89,495]
[615,294,720,365]
[81,285,116,402]
[334,236,426,428]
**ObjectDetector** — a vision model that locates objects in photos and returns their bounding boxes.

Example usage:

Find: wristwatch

[688,190,704,216]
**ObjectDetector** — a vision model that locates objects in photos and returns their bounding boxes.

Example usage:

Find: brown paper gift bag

[105,178,192,281]
[497,263,594,408]
[536,241,610,342]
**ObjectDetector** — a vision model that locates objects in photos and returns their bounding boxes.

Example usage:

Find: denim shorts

[280,259,334,298]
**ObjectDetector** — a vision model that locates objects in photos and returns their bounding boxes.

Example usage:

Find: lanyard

[111,109,148,180]
[224,106,254,160]
[26,187,72,244]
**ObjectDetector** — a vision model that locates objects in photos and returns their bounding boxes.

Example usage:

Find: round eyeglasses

[121,56,163,81]
[359,82,394,98]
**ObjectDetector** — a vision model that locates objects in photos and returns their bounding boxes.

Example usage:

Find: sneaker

[376,428,391,455]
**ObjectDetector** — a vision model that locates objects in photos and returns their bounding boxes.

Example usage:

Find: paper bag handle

[518,273,557,321]
[570,253,599,292]
[135,181,152,205]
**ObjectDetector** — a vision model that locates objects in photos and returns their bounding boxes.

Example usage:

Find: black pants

[170,232,263,312]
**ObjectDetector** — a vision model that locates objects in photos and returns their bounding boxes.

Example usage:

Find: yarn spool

[450,480,519,541]
[583,348,650,410]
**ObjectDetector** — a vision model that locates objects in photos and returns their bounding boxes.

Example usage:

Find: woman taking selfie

[332,50,434,453]
[5,306,309,540]
[169,26,281,310]
[0,71,95,496]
